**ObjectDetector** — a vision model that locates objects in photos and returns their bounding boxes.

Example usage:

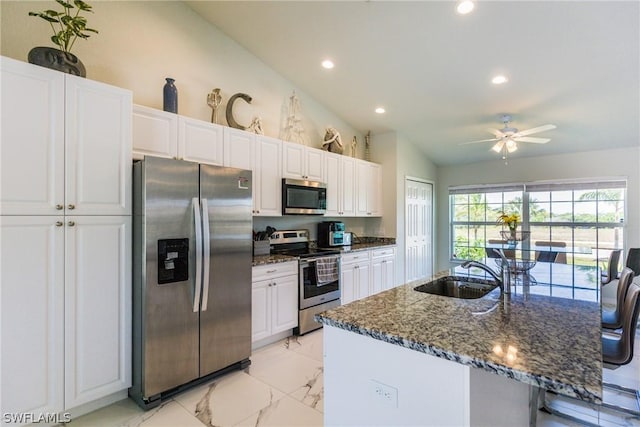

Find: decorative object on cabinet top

[206,88,222,124]
[364,131,371,161]
[163,78,178,114]
[322,127,344,154]
[247,116,264,135]
[226,92,253,130]
[28,0,98,77]
[282,90,307,146]
[350,136,358,158]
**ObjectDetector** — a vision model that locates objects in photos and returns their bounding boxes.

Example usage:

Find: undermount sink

[414,276,498,299]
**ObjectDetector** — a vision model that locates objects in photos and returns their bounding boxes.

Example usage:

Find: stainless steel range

[270,230,341,335]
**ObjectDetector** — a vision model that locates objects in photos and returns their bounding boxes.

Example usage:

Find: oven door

[299,256,341,309]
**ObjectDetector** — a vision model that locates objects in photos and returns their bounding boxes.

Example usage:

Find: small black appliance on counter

[317,221,351,247]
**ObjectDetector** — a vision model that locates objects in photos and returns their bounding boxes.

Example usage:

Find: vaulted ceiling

[186,1,639,166]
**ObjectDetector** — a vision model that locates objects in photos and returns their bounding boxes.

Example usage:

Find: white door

[254,135,282,216]
[251,280,271,342]
[340,263,357,304]
[179,116,224,166]
[405,179,433,282]
[355,263,371,300]
[282,141,306,179]
[1,216,65,417]
[271,274,298,333]
[64,216,132,409]
[304,148,324,182]
[1,57,65,215]
[65,74,132,216]
[324,153,341,216]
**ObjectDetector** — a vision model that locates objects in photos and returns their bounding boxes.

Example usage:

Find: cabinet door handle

[266,269,277,274]
[68,204,75,210]
[56,204,63,210]
[68,221,75,226]
[55,221,63,227]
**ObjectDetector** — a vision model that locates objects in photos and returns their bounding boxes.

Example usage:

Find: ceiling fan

[460,114,556,162]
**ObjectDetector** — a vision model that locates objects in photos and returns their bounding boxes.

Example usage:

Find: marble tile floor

[68,329,640,427]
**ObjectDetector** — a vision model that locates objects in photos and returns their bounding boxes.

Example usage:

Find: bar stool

[625,248,640,276]
[601,281,640,416]
[601,249,622,285]
[602,267,634,330]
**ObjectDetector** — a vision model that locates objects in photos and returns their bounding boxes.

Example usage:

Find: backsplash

[253,216,388,241]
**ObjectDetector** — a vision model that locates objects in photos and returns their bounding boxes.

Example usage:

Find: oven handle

[300,256,340,264]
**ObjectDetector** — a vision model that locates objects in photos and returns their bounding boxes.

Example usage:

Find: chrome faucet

[461,249,512,294]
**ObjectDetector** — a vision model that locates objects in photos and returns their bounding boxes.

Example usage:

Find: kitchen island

[315,267,602,426]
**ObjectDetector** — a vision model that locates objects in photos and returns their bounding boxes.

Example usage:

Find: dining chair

[624,248,640,276]
[534,241,567,263]
[601,267,634,330]
[486,240,515,259]
[601,249,622,285]
[600,280,640,416]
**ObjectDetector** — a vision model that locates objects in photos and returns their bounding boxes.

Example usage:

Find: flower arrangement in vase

[497,212,521,242]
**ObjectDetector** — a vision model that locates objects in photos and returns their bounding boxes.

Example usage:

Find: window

[450,179,626,294]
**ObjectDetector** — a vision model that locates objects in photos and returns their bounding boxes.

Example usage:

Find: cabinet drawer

[371,246,396,259]
[341,250,371,265]
[252,261,297,282]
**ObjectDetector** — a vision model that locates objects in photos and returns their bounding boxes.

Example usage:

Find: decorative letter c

[226,93,253,130]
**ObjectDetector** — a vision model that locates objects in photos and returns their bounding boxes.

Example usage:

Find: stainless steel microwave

[282,178,327,215]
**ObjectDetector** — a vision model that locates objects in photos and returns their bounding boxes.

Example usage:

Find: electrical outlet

[370,380,398,408]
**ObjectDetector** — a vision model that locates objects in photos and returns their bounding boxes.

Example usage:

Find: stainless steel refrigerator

[130,156,253,409]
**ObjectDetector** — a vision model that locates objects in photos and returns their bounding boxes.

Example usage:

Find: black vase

[28,47,86,77]
[163,78,178,114]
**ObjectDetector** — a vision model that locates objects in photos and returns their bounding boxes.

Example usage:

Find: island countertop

[316,268,602,403]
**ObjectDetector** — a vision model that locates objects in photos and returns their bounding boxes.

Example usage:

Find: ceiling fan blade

[515,124,556,137]
[513,136,550,144]
[459,138,500,145]
[487,128,505,137]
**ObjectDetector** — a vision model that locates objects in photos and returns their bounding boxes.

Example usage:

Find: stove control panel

[269,229,309,244]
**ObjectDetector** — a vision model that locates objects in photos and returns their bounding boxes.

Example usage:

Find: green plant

[29,0,98,54]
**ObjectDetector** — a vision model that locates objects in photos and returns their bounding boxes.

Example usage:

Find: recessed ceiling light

[321,59,334,69]
[375,107,386,114]
[456,0,475,15]
[492,75,508,85]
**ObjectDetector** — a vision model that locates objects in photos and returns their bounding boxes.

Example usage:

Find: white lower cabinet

[340,251,372,304]
[64,216,132,408]
[0,215,131,421]
[252,262,298,342]
[342,247,396,303]
[371,247,397,295]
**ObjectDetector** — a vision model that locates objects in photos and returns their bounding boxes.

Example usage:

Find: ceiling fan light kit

[461,114,556,163]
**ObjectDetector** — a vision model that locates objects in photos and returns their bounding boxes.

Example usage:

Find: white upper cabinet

[65,74,132,216]
[254,135,282,216]
[133,105,224,166]
[356,159,383,217]
[0,57,132,216]
[132,105,178,159]
[1,57,65,215]
[178,116,224,166]
[224,130,282,216]
[224,127,255,171]
[324,152,355,217]
[282,141,324,182]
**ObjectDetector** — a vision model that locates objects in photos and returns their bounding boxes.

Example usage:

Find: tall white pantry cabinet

[0,56,132,421]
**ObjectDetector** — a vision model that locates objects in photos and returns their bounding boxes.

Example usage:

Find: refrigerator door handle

[201,198,211,311]
[192,197,203,312]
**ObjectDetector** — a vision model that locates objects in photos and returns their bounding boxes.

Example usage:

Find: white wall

[435,146,640,272]
[371,131,436,284]
[0,1,363,153]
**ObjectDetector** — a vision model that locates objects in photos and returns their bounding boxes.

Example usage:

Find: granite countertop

[315,268,602,403]
[252,254,297,266]
[253,237,396,265]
